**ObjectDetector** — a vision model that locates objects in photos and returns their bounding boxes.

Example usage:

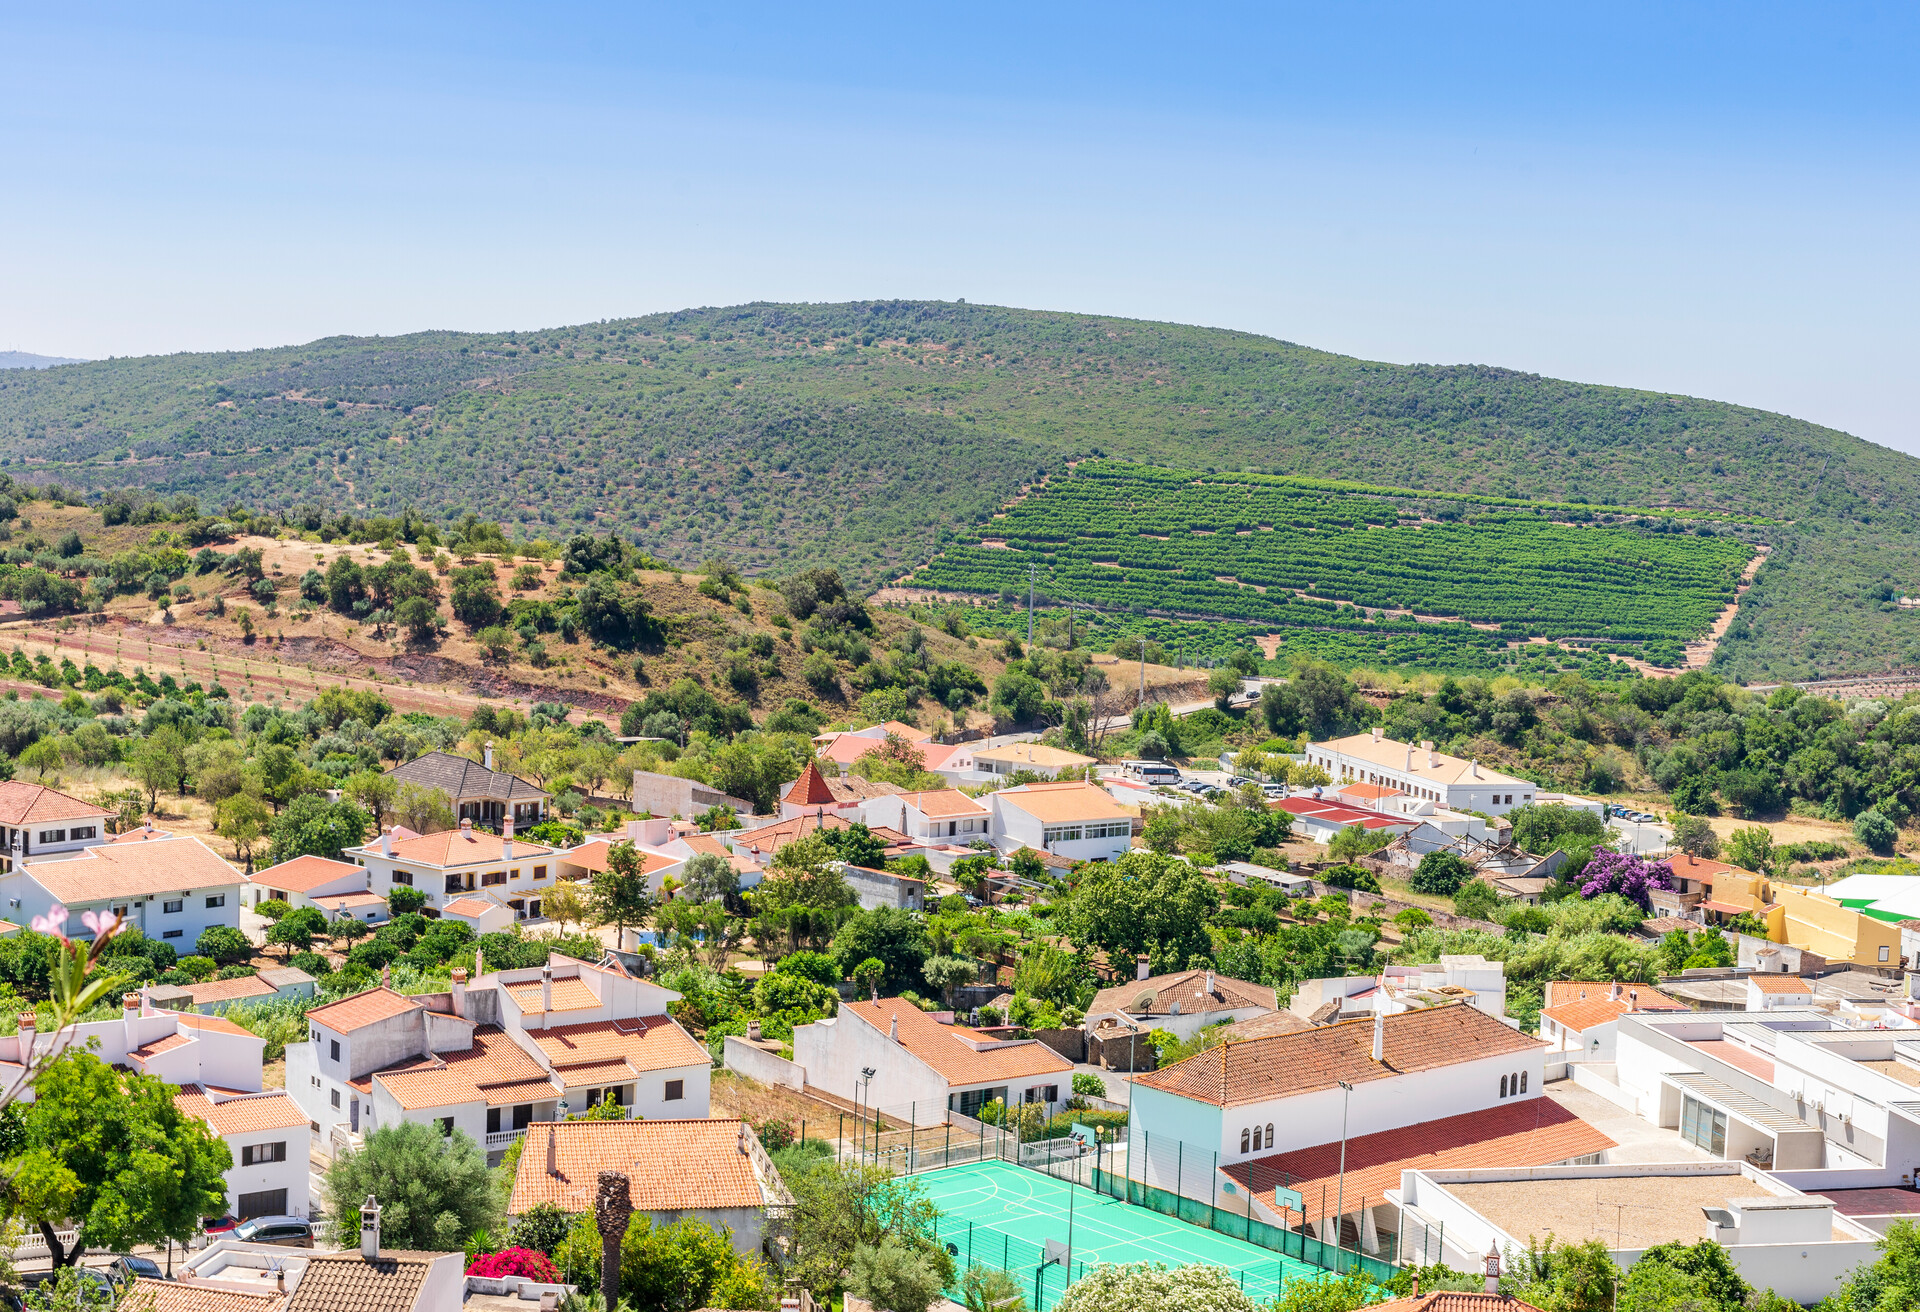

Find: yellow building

[1767,885,1902,969]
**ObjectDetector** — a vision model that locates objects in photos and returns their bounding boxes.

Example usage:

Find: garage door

[237,1189,288,1221]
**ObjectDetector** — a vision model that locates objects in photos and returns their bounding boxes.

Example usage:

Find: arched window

[1500,1075,1509,1098]
[1264,1124,1275,1149]
[1520,1071,1529,1094]
[1240,1128,1250,1153]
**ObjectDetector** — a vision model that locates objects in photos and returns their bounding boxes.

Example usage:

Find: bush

[255,899,291,922]
[1855,808,1900,856]
[195,925,251,965]
[1072,1072,1107,1100]
[1410,850,1473,895]
[506,1203,574,1256]
[1321,863,1381,893]
[388,885,428,916]
[177,955,219,982]
[467,1249,560,1282]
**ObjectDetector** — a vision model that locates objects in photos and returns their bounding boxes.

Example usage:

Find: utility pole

[1027,563,1035,646]
[1334,1078,1355,1273]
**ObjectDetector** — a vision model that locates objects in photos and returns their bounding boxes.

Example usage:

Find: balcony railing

[485,1128,527,1149]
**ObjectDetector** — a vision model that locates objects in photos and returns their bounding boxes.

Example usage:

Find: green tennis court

[915,1160,1321,1309]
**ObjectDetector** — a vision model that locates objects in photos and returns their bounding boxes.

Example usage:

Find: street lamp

[1334,1079,1354,1272]
[858,1066,877,1164]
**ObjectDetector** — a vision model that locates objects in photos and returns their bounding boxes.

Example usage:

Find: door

[237,1189,288,1222]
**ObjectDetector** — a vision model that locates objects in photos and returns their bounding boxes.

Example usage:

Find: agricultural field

[906,462,1763,671]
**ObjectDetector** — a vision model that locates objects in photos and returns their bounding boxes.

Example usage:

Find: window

[533,866,548,881]
[392,870,413,887]
[311,1029,320,1044]
[482,871,506,887]
[330,1088,341,1108]
[163,930,182,940]
[1681,1095,1728,1156]
[241,1142,287,1166]
[509,868,521,880]
[511,1104,534,1130]
[205,894,226,908]
[444,875,463,894]
[1500,1075,1508,1098]
[1264,1124,1274,1149]
[236,1189,287,1222]
[1042,826,1085,844]
[1042,1085,1058,1103]
[37,830,65,844]
[437,1117,455,1137]
[487,1108,501,1133]
[71,827,95,841]
[330,1040,340,1061]
[310,1076,320,1088]
[1520,1072,1528,1094]
[164,900,182,914]
[1240,1128,1250,1153]
[1880,946,1892,963]
[665,1080,684,1101]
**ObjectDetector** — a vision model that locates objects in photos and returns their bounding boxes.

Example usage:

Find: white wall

[222,1122,311,1220]
[792,1014,949,1110]
[0,870,241,951]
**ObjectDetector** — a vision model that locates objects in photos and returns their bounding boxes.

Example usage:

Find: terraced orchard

[909,463,1761,667]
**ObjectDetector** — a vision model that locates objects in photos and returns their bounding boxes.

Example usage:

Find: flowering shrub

[1579,849,1674,909]
[466,1248,560,1283]
[1053,1262,1262,1312]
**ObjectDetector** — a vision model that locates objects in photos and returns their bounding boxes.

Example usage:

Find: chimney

[1628,989,1638,1013]
[1610,981,1621,1002]
[1205,972,1215,996]
[360,1195,381,1259]
[1372,1011,1385,1062]
[889,1015,899,1042]
[1404,745,1413,770]
[450,967,468,1018]
[1471,759,1481,779]
[738,1122,751,1155]
[16,1012,33,1064]
[122,991,138,1051]
[1137,956,1151,982]
[546,1126,560,1177]
[381,964,392,989]
[275,1268,285,1294]
[1371,727,1382,743]
[1424,741,1437,769]
[1483,1243,1502,1295]
[484,741,495,771]
[140,983,151,1017]
[540,964,553,1018]
[503,815,514,863]
[380,826,393,857]
[460,817,473,833]
[474,946,485,979]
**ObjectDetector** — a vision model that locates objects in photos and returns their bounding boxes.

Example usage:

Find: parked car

[106,1256,166,1288]
[8,1269,117,1309]
[203,1215,238,1235]
[230,1216,314,1248]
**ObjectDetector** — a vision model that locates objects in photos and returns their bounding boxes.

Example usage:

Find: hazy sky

[4,3,1917,452]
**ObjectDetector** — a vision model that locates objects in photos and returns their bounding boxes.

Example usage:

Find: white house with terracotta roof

[0,831,241,948]
[345,818,559,923]
[0,993,307,1221]
[243,854,369,912]
[1538,979,1689,1063]
[1086,968,1279,1046]
[986,781,1136,861]
[777,762,904,821]
[289,954,710,1164]
[1129,1003,1614,1256]
[0,781,114,867]
[508,1118,791,1256]
[972,742,1096,780]
[384,748,548,830]
[1306,729,1540,816]
[792,996,1073,1119]
[861,788,993,845]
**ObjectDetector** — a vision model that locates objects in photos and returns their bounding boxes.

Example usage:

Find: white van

[1122,760,1181,784]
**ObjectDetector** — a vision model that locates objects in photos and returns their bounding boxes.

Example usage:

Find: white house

[440,895,517,935]
[862,788,993,845]
[180,1201,465,1312]
[1086,967,1278,1044]
[0,994,307,1221]
[792,996,1074,1120]
[986,782,1136,861]
[244,853,370,911]
[0,782,114,867]
[1129,1002,1613,1257]
[1305,729,1541,817]
[346,818,560,922]
[508,1118,791,1257]
[1538,979,1689,1064]
[971,743,1096,780]
[0,830,241,948]
[289,954,712,1165]
[777,762,903,821]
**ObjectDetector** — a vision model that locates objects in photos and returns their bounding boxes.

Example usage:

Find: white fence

[722,1036,808,1090]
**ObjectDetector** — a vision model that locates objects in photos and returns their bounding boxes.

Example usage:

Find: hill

[0,351,86,370]
[0,300,1913,681]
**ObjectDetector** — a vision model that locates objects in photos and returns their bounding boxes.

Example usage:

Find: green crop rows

[908,462,1757,665]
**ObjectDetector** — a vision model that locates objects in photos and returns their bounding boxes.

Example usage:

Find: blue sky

[3,3,1917,452]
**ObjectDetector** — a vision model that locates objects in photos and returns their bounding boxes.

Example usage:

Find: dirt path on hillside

[1686,543,1771,669]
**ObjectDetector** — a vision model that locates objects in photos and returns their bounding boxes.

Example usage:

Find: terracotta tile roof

[307,987,420,1034]
[897,790,989,819]
[678,832,760,873]
[1539,981,1688,1034]
[1311,733,1530,789]
[1222,1010,1315,1041]
[247,854,365,894]
[1132,1002,1544,1108]
[372,1026,554,1111]
[1749,974,1813,994]
[176,1083,310,1135]
[504,976,600,1012]
[1368,1295,1547,1312]
[785,762,838,807]
[993,782,1135,824]
[1090,971,1277,1022]
[1687,1039,1776,1081]
[21,835,241,904]
[376,827,555,868]
[385,750,548,802]
[879,721,933,742]
[285,1251,444,1312]
[509,1118,768,1215]
[1338,783,1405,801]
[131,1032,193,1060]
[313,891,388,911]
[562,840,678,876]
[442,897,503,918]
[527,1016,713,1076]
[123,1277,285,1312]
[731,813,914,857]
[0,781,113,826]
[972,743,1096,769]
[841,998,1073,1085]
[1223,1098,1616,1217]
[111,826,175,843]
[175,1012,257,1037]
[184,975,279,1004]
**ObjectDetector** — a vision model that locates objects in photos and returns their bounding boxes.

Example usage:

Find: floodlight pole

[1335,1078,1354,1273]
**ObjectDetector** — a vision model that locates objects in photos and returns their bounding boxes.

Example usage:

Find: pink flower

[30,904,69,937]
[465,1249,559,1283]
[79,909,120,939]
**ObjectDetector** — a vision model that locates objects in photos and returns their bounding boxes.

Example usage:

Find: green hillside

[0,299,1914,681]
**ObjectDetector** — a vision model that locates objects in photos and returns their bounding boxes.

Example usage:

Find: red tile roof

[379,828,555,867]
[1274,796,1413,831]
[0,782,113,826]
[183,975,279,1004]
[731,813,913,857]
[1132,1002,1543,1108]
[1090,971,1277,1022]
[508,1119,768,1215]
[23,836,241,904]
[1539,981,1688,1034]
[372,1026,555,1111]
[306,987,420,1034]
[1223,1098,1616,1217]
[1749,975,1813,994]
[176,1083,310,1134]
[1686,1039,1776,1082]
[785,762,838,807]
[123,1277,286,1312]
[247,854,366,893]
[528,1015,711,1076]
[841,998,1072,1085]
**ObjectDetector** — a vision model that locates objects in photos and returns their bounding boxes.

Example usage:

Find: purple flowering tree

[1579,849,1675,909]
